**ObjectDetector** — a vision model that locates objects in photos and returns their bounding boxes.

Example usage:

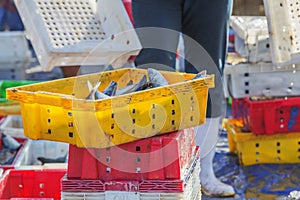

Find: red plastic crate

[63,151,199,193]
[0,169,66,200]
[122,0,133,24]
[240,97,300,135]
[67,128,196,181]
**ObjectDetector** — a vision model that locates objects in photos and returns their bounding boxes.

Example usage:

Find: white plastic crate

[0,31,32,66]
[15,140,69,166]
[224,60,300,98]
[15,0,141,71]
[230,16,271,63]
[0,67,26,80]
[0,115,24,138]
[264,0,300,65]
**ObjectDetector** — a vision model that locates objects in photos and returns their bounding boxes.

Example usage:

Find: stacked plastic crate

[224,14,300,166]
[0,31,32,80]
[6,68,214,199]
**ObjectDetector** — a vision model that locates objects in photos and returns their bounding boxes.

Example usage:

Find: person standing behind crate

[0,0,24,31]
[132,0,235,197]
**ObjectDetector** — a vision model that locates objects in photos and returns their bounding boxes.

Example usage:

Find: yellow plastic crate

[6,68,214,148]
[223,119,300,166]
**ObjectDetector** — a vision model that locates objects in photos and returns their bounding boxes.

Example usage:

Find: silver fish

[86,80,109,100]
[147,68,169,87]
[115,75,147,95]
[2,133,21,150]
[192,70,207,80]
[103,81,118,96]
[38,153,67,164]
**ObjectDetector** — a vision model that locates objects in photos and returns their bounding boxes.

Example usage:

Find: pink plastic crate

[67,128,196,180]
[63,151,199,193]
[236,97,300,135]
[0,169,66,200]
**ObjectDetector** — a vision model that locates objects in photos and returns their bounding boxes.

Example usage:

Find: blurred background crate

[230,16,271,63]
[0,31,31,66]
[232,97,300,135]
[0,116,24,138]
[15,140,69,166]
[0,168,66,199]
[223,118,300,166]
[264,0,300,65]
[224,59,300,98]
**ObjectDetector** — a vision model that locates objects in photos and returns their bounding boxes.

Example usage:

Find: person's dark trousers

[132,0,233,117]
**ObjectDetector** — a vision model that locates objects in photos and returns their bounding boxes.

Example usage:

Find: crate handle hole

[106,157,111,162]
[171,99,175,104]
[245,82,249,86]
[172,110,175,115]
[152,104,156,109]
[40,192,44,196]
[69,132,73,138]
[136,167,141,173]
[277,157,281,161]
[48,119,51,123]
[136,146,141,152]
[132,108,136,113]
[106,167,111,173]
[68,122,73,127]
[255,143,259,147]
[111,113,114,118]
[111,124,114,129]
[132,119,135,124]
[190,106,194,111]
[172,120,175,125]
[277,142,281,146]
[68,112,72,116]
[277,150,281,154]
[48,129,51,134]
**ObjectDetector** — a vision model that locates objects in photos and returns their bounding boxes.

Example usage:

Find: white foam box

[230,16,272,63]
[15,0,141,71]
[224,60,300,98]
[264,0,300,65]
